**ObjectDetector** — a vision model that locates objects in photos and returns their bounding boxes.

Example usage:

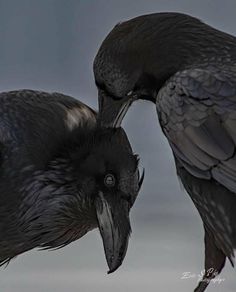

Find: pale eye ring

[104,174,116,187]
[127,90,133,96]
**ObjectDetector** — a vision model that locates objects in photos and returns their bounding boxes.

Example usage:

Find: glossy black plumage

[0,89,142,273]
[94,12,236,291]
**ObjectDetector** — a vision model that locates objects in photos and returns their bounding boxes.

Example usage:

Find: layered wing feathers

[157,67,236,193]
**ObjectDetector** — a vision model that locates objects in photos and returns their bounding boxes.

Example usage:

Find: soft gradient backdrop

[0,1,235,291]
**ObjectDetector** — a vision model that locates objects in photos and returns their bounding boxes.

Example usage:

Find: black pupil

[104,174,115,186]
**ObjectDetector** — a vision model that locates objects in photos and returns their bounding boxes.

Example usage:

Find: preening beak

[98,90,133,127]
[95,192,131,274]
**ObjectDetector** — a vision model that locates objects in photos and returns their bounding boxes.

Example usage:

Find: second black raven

[94,12,236,291]
[0,89,143,274]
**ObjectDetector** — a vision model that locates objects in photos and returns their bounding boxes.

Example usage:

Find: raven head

[8,127,143,274]
[75,127,144,273]
[93,12,217,127]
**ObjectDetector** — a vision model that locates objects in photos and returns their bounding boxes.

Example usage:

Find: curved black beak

[95,192,131,274]
[98,90,133,127]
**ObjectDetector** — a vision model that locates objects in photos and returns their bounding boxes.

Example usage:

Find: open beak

[98,90,133,127]
[95,192,131,274]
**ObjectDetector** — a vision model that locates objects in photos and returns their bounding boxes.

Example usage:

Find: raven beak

[95,192,131,274]
[98,90,133,127]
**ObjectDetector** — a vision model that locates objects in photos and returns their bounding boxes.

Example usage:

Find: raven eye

[104,174,116,187]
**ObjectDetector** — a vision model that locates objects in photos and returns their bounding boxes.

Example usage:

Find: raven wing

[157,67,236,290]
[0,90,96,170]
[157,67,236,192]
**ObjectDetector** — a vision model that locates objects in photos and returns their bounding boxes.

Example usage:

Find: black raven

[0,89,143,274]
[94,12,236,291]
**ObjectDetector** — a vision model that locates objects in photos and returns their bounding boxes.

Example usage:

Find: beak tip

[106,255,123,274]
[107,263,121,274]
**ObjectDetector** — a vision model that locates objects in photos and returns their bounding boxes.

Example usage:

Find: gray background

[0,0,235,291]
